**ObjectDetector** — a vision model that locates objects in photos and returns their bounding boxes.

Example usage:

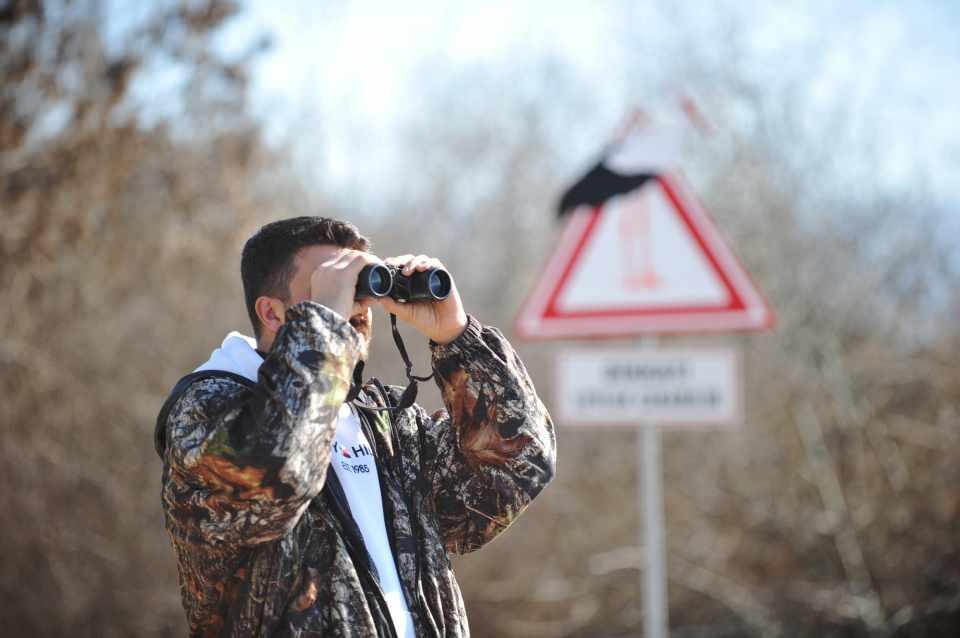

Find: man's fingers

[384,254,414,268]
[337,251,382,275]
[417,257,443,270]
[384,254,446,273]
[376,295,409,317]
[402,255,425,274]
[402,254,437,275]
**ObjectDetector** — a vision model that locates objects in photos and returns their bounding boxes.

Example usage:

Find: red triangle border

[514,174,774,339]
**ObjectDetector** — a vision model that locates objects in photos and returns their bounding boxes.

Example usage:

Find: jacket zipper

[323,471,400,638]
[357,397,436,637]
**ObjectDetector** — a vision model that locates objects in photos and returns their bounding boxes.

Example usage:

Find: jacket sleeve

[416,315,557,554]
[162,301,362,547]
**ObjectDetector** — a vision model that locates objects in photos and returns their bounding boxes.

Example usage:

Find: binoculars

[356,264,452,302]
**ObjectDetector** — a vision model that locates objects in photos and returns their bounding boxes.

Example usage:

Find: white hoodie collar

[193,331,263,383]
[194,332,356,421]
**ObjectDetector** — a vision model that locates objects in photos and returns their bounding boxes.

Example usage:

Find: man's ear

[255,296,286,336]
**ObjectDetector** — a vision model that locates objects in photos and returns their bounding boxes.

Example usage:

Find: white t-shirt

[332,403,414,638]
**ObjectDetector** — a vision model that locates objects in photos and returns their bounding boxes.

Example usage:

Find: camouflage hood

[157,302,556,637]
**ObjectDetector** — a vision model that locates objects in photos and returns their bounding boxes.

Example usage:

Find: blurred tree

[0,1,282,635]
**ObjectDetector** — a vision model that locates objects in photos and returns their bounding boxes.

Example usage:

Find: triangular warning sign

[515,174,774,339]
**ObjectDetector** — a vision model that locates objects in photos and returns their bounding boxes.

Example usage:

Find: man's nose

[351,299,373,316]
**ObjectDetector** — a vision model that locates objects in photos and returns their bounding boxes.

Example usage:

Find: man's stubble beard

[349,313,373,359]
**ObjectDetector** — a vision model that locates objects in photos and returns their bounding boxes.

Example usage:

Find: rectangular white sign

[555,346,742,427]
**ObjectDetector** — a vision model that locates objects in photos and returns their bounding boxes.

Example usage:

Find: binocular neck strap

[345,360,365,403]
[390,313,434,410]
[391,313,435,384]
[346,314,434,411]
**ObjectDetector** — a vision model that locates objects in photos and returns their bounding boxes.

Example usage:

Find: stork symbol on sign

[620,195,661,290]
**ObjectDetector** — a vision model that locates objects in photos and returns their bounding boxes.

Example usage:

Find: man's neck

[257,333,275,356]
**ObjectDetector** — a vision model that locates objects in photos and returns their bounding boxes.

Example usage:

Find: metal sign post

[639,336,667,638]
[641,423,668,638]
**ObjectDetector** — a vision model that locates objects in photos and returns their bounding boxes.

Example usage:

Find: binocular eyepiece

[356,264,452,302]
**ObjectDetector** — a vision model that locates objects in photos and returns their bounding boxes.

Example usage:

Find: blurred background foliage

[1,0,958,636]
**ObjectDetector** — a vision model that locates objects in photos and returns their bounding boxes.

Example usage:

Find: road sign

[555,346,742,427]
[525,118,770,638]
[515,174,774,339]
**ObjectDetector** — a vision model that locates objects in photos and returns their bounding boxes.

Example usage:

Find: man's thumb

[376,296,407,317]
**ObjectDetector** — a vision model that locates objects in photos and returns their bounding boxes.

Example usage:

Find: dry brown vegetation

[2,1,958,637]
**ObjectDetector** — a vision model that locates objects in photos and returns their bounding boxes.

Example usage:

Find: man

[154,217,556,637]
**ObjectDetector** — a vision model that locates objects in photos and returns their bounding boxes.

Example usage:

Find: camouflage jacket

[156,302,556,637]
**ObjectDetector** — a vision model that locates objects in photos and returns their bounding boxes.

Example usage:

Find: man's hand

[378,255,468,345]
[310,249,381,321]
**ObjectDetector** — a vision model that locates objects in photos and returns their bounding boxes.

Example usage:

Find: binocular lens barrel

[356,264,394,298]
[355,263,451,301]
[426,269,452,300]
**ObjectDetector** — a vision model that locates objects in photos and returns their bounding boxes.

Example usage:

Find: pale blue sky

[211,1,959,208]
[112,0,958,215]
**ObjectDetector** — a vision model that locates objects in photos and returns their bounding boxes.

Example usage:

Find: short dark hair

[241,216,370,338]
